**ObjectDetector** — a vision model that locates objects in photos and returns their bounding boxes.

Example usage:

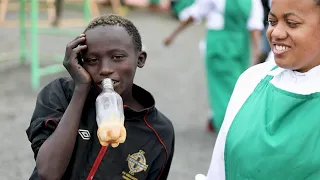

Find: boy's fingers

[69,45,87,60]
[67,35,86,50]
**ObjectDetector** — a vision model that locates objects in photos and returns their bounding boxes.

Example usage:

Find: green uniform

[149,0,160,4]
[197,60,320,179]
[171,0,195,17]
[179,0,263,131]
[225,66,320,179]
[205,0,252,131]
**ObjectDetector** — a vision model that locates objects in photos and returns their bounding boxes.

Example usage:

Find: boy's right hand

[63,34,91,90]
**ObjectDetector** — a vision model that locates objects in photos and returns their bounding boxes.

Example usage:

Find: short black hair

[84,14,142,52]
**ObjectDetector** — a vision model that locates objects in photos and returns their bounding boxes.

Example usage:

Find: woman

[164,0,264,132]
[196,0,320,179]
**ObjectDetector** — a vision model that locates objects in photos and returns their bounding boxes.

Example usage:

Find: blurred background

[0,0,270,179]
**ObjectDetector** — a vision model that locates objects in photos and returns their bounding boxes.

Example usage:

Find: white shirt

[179,0,264,30]
[196,60,320,180]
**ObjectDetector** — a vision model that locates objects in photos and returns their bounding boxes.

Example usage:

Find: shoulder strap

[267,65,286,77]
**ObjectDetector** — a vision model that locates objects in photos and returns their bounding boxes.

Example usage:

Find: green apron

[206,0,251,131]
[225,68,320,179]
[149,0,160,4]
[171,0,194,17]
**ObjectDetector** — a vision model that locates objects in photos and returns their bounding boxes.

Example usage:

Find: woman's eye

[267,20,277,26]
[287,21,299,28]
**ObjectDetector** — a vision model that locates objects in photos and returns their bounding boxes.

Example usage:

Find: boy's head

[81,15,147,98]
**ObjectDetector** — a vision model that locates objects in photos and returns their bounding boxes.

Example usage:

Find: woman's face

[267,0,320,72]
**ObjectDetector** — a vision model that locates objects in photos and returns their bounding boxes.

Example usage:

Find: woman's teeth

[275,45,289,51]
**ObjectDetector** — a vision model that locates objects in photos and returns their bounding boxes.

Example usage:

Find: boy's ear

[137,51,147,68]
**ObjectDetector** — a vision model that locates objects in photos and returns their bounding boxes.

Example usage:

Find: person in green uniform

[147,0,167,12]
[195,0,320,179]
[146,0,194,17]
[170,0,195,19]
[163,0,263,132]
[148,0,160,7]
[51,0,63,26]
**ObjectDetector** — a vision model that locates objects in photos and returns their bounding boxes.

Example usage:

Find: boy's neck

[122,91,144,112]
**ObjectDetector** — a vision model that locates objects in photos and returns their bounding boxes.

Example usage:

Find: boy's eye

[84,58,99,65]
[111,55,124,60]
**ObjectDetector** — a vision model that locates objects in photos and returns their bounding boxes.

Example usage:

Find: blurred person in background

[170,0,195,19]
[147,0,169,11]
[51,0,63,26]
[51,0,126,26]
[258,0,272,63]
[96,0,128,16]
[147,0,194,15]
[163,0,264,133]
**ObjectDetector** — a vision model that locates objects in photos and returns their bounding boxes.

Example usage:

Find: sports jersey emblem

[78,129,90,140]
[127,150,148,175]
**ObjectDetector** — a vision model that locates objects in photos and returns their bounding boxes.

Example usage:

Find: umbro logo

[78,129,91,140]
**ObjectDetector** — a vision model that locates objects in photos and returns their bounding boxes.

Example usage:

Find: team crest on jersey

[127,150,148,175]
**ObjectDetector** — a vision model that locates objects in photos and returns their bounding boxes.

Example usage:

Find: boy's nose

[99,61,114,76]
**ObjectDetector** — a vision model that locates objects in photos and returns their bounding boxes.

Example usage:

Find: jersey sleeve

[146,119,175,180]
[26,78,70,159]
[178,0,214,24]
[247,0,264,30]
[157,135,174,180]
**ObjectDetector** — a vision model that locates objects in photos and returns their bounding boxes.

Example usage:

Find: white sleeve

[178,0,213,24]
[205,69,250,180]
[247,0,264,30]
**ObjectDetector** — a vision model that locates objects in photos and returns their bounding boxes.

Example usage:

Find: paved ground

[0,7,216,180]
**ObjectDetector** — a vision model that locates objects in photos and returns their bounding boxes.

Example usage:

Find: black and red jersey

[26,77,175,180]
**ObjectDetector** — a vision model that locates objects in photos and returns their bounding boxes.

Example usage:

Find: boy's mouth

[96,79,120,90]
[111,80,120,87]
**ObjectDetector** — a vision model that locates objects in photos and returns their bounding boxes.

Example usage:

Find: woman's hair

[315,0,320,6]
[84,14,142,52]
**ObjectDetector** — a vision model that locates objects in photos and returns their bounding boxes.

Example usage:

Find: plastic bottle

[95,78,126,147]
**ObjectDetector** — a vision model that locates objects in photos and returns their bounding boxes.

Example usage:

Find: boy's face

[82,25,146,97]
[267,0,320,72]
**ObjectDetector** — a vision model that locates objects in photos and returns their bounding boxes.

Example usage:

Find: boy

[26,14,175,180]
